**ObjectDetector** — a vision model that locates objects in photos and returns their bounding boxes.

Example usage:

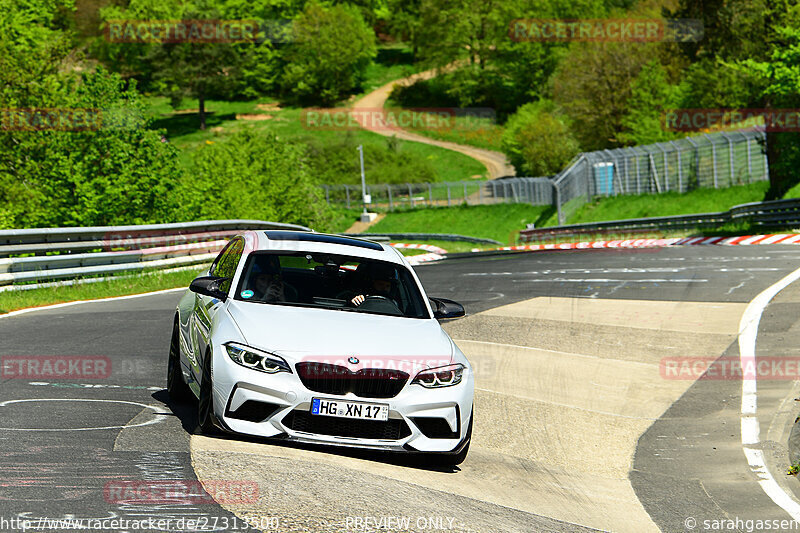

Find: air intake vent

[283,409,411,440]
[227,400,281,423]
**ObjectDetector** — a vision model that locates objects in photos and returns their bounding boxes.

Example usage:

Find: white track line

[739,265,800,521]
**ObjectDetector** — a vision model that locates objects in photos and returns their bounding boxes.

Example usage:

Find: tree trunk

[198,93,206,131]
[765,131,780,199]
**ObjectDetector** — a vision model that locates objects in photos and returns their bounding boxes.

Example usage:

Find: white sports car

[168,230,474,464]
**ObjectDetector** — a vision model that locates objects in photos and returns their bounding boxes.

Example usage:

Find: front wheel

[167,319,193,403]
[197,351,218,435]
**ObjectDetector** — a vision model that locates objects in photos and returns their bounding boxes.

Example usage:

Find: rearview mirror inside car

[189,276,229,302]
[429,297,466,320]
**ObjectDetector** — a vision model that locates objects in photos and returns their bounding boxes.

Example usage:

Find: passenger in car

[253,271,285,302]
[251,256,289,303]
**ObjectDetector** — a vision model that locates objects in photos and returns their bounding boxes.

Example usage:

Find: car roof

[247,230,406,264]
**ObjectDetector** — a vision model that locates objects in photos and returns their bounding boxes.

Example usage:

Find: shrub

[179,130,332,229]
[0,68,183,228]
[301,133,437,185]
[501,101,579,177]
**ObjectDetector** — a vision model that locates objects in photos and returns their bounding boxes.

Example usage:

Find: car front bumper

[209,347,474,453]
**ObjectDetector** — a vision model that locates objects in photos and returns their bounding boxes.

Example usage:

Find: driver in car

[348,263,398,308]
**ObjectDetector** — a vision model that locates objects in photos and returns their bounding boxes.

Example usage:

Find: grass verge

[383,103,504,152]
[149,100,487,184]
[367,204,552,244]
[359,182,772,243]
[0,269,202,316]
[542,182,771,227]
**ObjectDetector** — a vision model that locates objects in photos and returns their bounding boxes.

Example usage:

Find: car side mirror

[430,297,465,320]
[189,276,229,302]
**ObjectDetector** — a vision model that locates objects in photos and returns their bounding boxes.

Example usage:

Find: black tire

[197,350,218,435]
[439,410,473,466]
[167,319,193,403]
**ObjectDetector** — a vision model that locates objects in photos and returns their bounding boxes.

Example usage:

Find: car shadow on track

[151,389,201,436]
[151,390,463,474]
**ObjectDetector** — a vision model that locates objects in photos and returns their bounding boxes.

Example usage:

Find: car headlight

[412,364,465,388]
[224,342,291,374]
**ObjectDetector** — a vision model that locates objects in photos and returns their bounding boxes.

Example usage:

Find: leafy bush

[552,41,654,150]
[178,130,332,229]
[0,0,183,228]
[281,2,376,105]
[389,68,519,120]
[301,133,437,185]
[0,70,183,228]
[618,61,685,146]
[501,101,579,177]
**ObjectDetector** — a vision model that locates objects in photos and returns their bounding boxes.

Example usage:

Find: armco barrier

[345,233,501,245]
[0,220,310,287]
[519,198,800,242]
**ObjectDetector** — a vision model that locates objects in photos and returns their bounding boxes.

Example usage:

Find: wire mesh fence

[320,177,554,211]
[319,129,769,224]
[553,130,768,223]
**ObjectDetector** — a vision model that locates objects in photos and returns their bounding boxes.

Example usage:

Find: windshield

[234,252,430,319]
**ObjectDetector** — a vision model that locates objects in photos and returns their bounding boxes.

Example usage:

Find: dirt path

[344,213,386,233]
[352,68,516,180]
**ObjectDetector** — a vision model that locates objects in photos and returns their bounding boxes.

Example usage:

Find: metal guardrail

[344,233,502,245]
[519,198,800,242]
[0,220,311,288]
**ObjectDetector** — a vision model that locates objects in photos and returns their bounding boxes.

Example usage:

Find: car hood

[226,301,454,369]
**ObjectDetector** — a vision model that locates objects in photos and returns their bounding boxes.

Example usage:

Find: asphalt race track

[3,245,800,532]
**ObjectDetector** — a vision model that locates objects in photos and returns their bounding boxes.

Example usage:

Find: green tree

[552,41,654,150]
[674,0,800,198]
[180,130,331,229]
[402,0,606,116]
[738,26,800,198]
[501,101,579,176]
[416,0,508,70]
[385,0,423,58]
[1,70,183,227]
[96,0,284,128]
[0,0,183,228]
[281,2,376,105]
[619,61,686,146]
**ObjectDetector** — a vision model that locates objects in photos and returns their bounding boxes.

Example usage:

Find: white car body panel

[173,231,474,455]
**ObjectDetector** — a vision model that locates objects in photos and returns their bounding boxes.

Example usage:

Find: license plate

[310,398,388,421]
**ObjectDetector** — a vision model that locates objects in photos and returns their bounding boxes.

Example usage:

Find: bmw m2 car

[168,231,474,464]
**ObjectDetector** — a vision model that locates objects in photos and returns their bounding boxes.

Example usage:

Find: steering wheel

[356,295,403,316]
[364,295,392,303]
